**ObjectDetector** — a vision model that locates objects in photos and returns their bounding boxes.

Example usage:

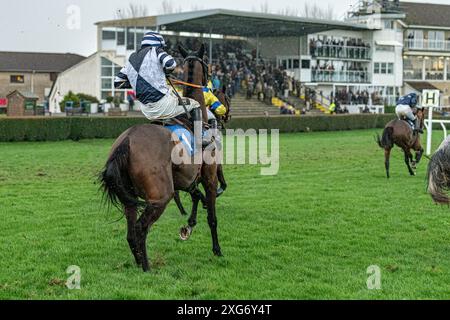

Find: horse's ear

[222,85,227,95]
[178,44,189,59]
[197,43,205,59]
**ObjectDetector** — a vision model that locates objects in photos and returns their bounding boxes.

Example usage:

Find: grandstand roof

[96,9,371,37]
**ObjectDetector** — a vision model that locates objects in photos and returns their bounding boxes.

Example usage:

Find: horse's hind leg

[125,206,140,265]
[385,148,391,179]
[136,202,168,272]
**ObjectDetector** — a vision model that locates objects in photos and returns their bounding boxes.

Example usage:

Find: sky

[1,0,449,56]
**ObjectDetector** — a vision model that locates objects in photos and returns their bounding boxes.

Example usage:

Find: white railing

[310,45,371,60]
[424,106,448,155]
[311,70,370,83]
[404,39,450,52]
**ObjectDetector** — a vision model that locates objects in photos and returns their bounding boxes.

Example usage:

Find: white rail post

[426,105,433,156]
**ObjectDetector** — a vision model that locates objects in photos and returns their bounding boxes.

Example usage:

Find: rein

[169,78,204,89]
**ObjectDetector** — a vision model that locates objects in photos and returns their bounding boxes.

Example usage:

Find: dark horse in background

[377,108,425,178]
[173,85,231,219]
[99,44,222,272]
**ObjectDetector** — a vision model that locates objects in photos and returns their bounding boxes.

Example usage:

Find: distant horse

[173,85,231,217]
[376,108,425,178]
[427,136,450,204]
[99,44,222,272]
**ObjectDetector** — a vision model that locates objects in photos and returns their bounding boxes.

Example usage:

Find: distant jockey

[203,80,227,127]
[395,93,423,134]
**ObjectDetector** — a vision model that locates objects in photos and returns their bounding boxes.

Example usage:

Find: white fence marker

[422,90,442,156]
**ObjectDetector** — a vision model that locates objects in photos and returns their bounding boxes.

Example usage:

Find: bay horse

[173,85,231,218]
[376,108,425,178]
[99,44,222,272]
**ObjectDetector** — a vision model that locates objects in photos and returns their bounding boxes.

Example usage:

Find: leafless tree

[159,0,182,14]
[190,4,205,11]
[115,3,148,19]
[256,1,271,14]
[277,7,300,17]
[253,2,334,20]
[301,3,334,20]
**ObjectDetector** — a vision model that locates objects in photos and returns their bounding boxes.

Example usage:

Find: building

[48,1,450,114]
[341,0,450,107]
[400,1,450,106]
[6,90,39,117]
[49,51,124,113]
[0,52,85,109]
[50,9,371,113]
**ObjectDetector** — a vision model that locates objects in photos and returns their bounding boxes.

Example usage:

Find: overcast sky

[1,0,449,56]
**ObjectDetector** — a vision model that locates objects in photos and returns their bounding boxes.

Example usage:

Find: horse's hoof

[179,226,192,241]
[142,262,150,272]
[213,247,223,257]
[217,188,224,198]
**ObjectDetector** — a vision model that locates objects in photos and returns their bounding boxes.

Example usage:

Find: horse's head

[178,43,209,97]
[416,107,425,130]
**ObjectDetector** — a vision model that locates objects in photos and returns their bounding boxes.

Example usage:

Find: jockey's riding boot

[413,118,423,134]
[191,108,213,148]
[209,118,218,130]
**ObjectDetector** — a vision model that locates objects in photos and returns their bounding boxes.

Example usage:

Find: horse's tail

[427,146,450,205]
[99,137,144,211]
[377,127,394,149]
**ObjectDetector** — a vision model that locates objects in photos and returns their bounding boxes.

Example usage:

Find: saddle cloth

[165,124,195,157]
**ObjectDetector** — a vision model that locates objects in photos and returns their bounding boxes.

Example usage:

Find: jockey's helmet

[409,93,418,107]
[397,92,418,107]
[141,31,166,49]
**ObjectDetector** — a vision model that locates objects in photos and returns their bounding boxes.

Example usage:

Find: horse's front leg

[217,164,227,197]
[202,172,222,257]
[415,147,424,165]
[174,191,189,216]
[404,150,416,176]
[180,188,202,241]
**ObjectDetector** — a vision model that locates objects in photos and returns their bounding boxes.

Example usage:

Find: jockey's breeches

[396,104,415,121]
[140,92,200,121]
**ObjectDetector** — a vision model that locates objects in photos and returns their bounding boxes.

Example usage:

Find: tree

[159,0,182,14]
[259,1,270,14]
[301,3,334,20]
[277,7,300,17]
[115,3,148,19]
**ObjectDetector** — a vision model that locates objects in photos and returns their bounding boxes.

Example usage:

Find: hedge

[0,114,395,142]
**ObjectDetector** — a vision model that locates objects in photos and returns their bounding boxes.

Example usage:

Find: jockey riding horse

[114,31,211,146]
[395,93,423,134]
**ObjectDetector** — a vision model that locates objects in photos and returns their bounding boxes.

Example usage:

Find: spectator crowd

[164,37,302,115]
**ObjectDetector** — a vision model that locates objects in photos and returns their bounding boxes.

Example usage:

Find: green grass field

[1,129,450,300]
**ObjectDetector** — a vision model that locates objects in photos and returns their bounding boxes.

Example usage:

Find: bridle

[169,53,231,124]
[185,55,209,87]
[168,56,209,89]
